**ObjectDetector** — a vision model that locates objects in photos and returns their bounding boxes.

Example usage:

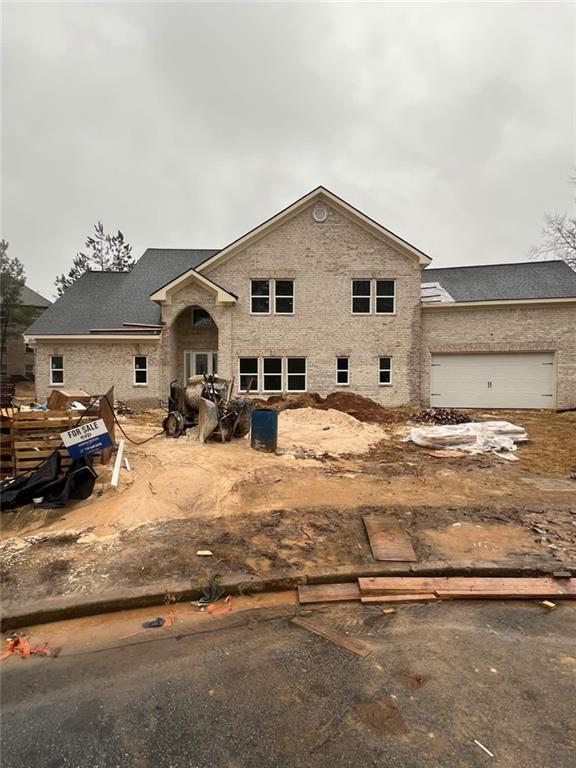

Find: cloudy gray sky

[2,1,574,298]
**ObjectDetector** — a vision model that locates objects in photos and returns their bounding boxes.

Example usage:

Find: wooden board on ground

[298,582,361,604]
[359,576,576,599]
[291,616,371,657]
[362,515,417,562]
[360,593,437,604]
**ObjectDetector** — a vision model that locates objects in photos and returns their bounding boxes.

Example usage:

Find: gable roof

[153,187,431,298]
[26,249,218,336]
[423,261,576,303]
[20,285,51,307]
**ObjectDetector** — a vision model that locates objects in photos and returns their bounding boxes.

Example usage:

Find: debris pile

[406,421,528,456]
[413,407,469,425]
[254,391,408,425]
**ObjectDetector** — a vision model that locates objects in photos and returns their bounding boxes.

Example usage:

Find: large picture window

[134,355,148,385]
[50,355,64,385]
[251,280,271,313]
[286,358,306,392]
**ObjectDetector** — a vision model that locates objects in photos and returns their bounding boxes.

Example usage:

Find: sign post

[60,418,113,459]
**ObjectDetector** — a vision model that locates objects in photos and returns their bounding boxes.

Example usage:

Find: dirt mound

[254,391,409,425]
[277,407,388,456]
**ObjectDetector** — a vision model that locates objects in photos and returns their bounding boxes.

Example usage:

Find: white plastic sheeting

[407,421,528,455]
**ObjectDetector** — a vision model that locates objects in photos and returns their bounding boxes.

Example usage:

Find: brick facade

[32,201,576,410]
[421,303,576,409]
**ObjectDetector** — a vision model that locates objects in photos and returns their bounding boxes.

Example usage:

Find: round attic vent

[312,204,328,223]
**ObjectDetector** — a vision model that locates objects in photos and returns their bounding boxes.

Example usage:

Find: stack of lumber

[298,576,576,605]
[0,407,16,480]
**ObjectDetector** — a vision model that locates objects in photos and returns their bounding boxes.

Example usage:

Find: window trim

[262,357,284,393]
[238,357,260,393]
[378,356,393,386]
[133,355,149,387]
[336,356,350,386]
[250,279,271,315]
[274,279,295,316]
[375,279,396,316]
[286,357,307,392]
[49,355,64,386]
[351,279,372,315]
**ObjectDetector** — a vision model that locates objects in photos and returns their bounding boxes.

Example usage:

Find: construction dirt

[1,399,575,610]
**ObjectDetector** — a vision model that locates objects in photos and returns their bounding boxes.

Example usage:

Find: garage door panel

[430,353,555,409]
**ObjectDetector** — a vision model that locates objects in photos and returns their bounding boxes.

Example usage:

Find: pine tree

[55,222,135,296]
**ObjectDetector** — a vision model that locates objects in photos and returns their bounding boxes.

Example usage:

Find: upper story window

[25,344,34,355]
[251,279,294,314]
[352,279,396,315]
[50,355,64,385]
[134,355,148,386]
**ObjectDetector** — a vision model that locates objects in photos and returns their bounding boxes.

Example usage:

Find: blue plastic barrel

[250,409,278,453]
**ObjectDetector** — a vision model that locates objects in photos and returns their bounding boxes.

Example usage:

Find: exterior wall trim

[24,334,163,342]
[422,297,576,309]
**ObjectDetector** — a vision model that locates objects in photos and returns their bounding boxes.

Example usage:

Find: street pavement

[2,597,575,767]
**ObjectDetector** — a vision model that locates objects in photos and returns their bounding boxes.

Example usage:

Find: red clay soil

[253,391,411,425]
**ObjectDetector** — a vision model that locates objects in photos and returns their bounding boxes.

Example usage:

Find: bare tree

[529,175,576,270]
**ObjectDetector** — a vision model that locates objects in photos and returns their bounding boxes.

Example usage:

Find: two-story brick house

[25,187,576,410]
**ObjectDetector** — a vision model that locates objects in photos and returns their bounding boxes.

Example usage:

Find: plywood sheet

[362,515,417,562]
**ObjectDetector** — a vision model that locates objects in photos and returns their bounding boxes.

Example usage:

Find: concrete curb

[2,558,572,632]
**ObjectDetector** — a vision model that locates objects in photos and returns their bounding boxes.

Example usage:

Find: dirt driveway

[1,405,575,610]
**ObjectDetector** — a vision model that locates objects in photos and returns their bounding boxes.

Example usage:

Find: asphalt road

[2,598,576,768]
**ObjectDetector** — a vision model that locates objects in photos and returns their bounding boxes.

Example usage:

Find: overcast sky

[2,1,574,298]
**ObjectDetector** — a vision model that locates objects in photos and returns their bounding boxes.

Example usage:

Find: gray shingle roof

[423,260,576,302]
[20,285,51,307]
[26,249,218,335]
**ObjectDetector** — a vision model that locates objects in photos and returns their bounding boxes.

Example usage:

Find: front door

[184,350,218,382]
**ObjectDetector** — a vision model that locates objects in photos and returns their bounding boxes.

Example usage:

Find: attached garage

[430,352,556,409]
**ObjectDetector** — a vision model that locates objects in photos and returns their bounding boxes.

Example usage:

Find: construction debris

[413,408,469,425]
[298,577,576,606]
[362,514,417,562]
[291,615,371,657]
[1,634,51,660]
[407,421,528,455]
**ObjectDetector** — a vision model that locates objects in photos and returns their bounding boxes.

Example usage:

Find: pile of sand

[277,407,388,456]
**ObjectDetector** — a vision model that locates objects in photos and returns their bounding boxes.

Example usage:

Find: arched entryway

[172,305,219,383]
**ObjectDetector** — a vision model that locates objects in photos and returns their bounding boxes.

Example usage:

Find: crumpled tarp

[406,421,528,454]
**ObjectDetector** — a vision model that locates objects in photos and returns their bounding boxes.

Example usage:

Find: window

[134,355,148,385]
[287,358,306,391]
[192,308,212,328]
[263,358,283,392]
[275,280,294,314]
[50,355,64,385]
[212,352,218,375]
[239,358,258,392]
[379,357,392,385]
[376,280,395,314]
[25,344,34,354]
[336,357,349,386]
[251,280,270,314]
[0,345,6,355]
[24,364,34,378]
[352,280,371,314]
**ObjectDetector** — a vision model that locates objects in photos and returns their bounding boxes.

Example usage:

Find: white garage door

[430,353,555,409]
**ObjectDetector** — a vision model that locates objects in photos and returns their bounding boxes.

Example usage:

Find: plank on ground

[360,594,437,604]
[362,515,417,562]
[359,577,576,598]
[298,583,361,604]
[291,616,371,657]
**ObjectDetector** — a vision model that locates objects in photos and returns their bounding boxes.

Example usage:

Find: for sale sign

[61,418,113,459]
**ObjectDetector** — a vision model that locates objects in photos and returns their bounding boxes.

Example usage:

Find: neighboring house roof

[423,261,576,303]
[20,285,51,308]
[25,249,218,336]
